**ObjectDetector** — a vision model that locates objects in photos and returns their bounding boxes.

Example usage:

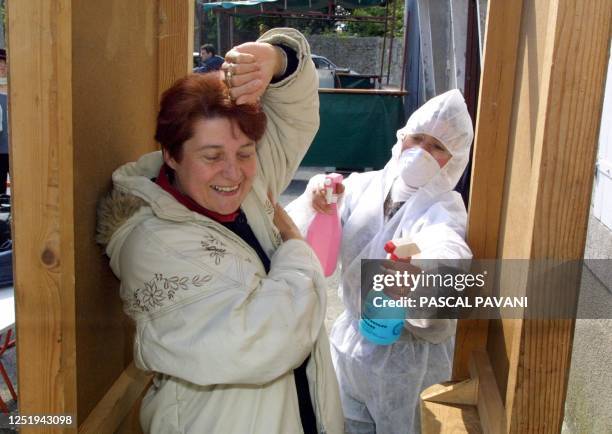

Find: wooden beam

[71,0,159,423]
[453,0,525,381]
[469,351,506,434]
[78,363,152,434]
[158,0,195,98]
[8,1,78,432]
[420,379,481,433]
[421,379,478,406]
[419,352,504,434]
[420,400,482,434]
[500,0,612,431]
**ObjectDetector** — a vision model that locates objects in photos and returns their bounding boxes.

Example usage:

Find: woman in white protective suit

[289,89,474,433]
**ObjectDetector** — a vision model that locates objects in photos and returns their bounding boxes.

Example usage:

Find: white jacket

[97,28,343,434]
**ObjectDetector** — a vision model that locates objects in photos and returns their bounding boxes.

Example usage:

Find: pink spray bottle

[306,173,343,277]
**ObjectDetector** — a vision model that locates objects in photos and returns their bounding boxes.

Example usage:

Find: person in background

[0,48,9,194]
[96,28,343,434]
[194,43,224,73]
[290,89,474,433]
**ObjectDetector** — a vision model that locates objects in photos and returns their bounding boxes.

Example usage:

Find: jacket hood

[96,151,166,248]
[96,189,147,247]
[385,89,474,197]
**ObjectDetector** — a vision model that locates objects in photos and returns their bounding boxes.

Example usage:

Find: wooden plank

[487,0,553,400]
[115,394,146,434]
[453,0,525,381]
[421,379,478,406]
[70,0,159,423]
[420,400,482,434]
[8,1,78,432]
[499,0,612,430]
[78,363,151,434]
[469,351,506,434]
[158,0,195,98]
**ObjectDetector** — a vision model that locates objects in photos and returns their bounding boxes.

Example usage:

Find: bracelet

[273,45,288,78]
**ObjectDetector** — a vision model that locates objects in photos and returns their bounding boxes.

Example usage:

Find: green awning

[199,0,384,12]
[201,0,277,11]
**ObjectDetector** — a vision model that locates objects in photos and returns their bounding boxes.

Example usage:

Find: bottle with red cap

[359,237,420,345]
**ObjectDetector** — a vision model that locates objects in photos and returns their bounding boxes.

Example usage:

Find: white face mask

[0,77,6,86]
[397,147,441,188]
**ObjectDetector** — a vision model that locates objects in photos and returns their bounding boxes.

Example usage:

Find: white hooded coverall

[290,89,474,434]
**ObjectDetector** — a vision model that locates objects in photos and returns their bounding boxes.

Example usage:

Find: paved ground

[0,169,345,431]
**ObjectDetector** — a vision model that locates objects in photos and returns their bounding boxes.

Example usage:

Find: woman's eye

[238,153,255,160]
[203,154,222,161]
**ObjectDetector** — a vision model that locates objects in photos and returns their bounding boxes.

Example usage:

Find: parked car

[193,52,202,69]
[311,54,361,88]
[311,54,357,74]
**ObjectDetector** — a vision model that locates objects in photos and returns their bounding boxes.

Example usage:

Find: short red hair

[155,73,267,160]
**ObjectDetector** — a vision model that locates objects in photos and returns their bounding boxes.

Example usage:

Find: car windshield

[312,56,336,70]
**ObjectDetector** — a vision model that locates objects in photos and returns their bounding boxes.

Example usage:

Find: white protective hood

[387,88,474,197]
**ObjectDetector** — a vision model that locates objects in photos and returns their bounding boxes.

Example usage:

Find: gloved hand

[310,174,345,214]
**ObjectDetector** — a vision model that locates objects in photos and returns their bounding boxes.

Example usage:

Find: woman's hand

[222,42,285,105]
[379,259,423,300]
[272,201,303,242]
[312,182,345,214]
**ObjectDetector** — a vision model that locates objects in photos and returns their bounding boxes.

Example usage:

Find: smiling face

[163,117,257,215]
[402,133,452,168]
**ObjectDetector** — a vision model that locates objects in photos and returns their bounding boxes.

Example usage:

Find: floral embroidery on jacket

[201,235,227,265]
[132,273,212,313]
[264,199,275,216]
[272,230,282,248]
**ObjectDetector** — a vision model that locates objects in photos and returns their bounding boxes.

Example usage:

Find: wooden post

[8,0,189,431]
[158,0,195,98]
[499,1,610,431]
[453,0,525,381]
[8,1,77,431]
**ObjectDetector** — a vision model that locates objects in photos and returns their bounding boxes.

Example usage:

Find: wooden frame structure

[424,0,611,432]
[5,0,611,433]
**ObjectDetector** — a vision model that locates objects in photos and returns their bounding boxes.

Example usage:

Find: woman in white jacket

[96,28,342,434]
[292,89,474,433]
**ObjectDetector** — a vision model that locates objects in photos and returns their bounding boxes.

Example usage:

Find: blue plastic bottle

[359,290,406,345]
[359,238,419,345]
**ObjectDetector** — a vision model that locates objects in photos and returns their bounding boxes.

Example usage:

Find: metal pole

[386,0,399,85]
[230,12,234,47]
[378,0,390,88]
[400,10,410,92]
[216,11,221,55]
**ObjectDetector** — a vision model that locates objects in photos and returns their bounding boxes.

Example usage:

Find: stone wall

[306,34,405,87]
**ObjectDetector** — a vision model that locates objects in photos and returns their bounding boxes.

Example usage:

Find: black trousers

[0,153,8,194]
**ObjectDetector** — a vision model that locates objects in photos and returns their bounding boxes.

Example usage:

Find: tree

[345,0,404,37]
